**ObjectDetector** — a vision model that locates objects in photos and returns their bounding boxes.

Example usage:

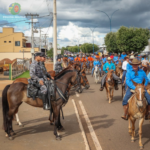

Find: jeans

[122,87,150,106]
[122,70,127,84]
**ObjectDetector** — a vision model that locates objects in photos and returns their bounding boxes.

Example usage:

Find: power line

[0,20,26,26]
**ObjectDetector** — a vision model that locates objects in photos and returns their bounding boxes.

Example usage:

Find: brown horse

[128,80,147,149]
[87,61,93,74]
[2,67,78,140]
[115,61,123,79]
[105,70,115,103]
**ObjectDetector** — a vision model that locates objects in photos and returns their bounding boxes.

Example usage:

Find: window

[15,41,20,46]
[9,41,11,43]
[4,41,6,43]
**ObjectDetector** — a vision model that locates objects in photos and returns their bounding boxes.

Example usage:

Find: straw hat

[125,55,129,59]
[105,53,108,56]
[107,57,111,60]
[129,58,141,65]
[130,55,135,59]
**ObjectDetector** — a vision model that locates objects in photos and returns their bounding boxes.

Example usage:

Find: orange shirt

[75,57,80,61]
[95,55,100,59]
[81,58,87,62]
[88,57,94,61]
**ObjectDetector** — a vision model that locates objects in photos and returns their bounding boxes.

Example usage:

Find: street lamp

[90,27,97,54]
[97,9,119,32]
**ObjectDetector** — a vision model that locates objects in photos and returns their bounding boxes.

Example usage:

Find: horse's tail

[2,84,11,131]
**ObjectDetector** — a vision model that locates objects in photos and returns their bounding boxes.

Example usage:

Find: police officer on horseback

[54,55,63,75]
[29,52,50,110]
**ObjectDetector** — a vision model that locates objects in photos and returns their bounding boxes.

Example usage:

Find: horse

[2,67,78,140]
[94,65,100,84]
[105,70,115,103]
[128,80,147,149]
[115,61,123,79]
[101,61,105,76]
[87,61,93,74]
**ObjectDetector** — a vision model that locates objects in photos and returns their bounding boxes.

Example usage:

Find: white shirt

[122,60,128,70]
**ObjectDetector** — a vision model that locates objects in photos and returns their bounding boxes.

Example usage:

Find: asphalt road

[72,73,150,150]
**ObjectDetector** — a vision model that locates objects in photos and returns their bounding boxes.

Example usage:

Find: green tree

[47,48,53,58]
[116,26,150,53]
[81,43,99,53]
[105,32,119,53]
[68,46,79,53]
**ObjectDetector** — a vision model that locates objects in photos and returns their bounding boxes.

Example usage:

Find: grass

[13,71,30,80]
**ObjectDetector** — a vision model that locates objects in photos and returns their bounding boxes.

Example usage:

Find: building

[0,27,39,60]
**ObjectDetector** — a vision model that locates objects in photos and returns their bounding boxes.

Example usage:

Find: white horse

[94,65,100,84]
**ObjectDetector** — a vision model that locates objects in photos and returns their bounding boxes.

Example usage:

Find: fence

[10,58,31,80]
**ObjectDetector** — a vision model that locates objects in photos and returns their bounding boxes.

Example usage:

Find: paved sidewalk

[0,81,86,150]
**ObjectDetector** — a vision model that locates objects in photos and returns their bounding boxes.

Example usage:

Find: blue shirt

[127,63,132,70]
[102,57,107,63]
[113,56,118,62]
[126,68,148,90]
[116,58,122,64]
[103,62,116,73]
[68,57,74,61]
[93,61,101,67]
[121,54,127,60]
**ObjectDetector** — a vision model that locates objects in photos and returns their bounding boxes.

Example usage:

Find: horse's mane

[55,66,73,80]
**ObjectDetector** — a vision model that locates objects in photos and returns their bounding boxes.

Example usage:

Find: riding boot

[42,94,50,110]
[115,81,119,90]
[121,104,128,120]
[100,87,104,91]
[145,105,150,120]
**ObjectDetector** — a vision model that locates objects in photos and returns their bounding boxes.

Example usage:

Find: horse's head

[95,65,99,73]
[131,80,146,108]
[117,61,122,69]
[74,63,81,72]
[106,70,114,84]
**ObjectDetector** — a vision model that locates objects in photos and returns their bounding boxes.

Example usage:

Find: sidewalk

[0,81,86,150]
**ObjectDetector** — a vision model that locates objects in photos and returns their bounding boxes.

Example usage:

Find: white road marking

[72,99,90,150]
[79,101,103,150]
[75,92,80,97]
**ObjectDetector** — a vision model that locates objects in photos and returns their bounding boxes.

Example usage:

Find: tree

[47,48,53,58]
[116,26,150,53]
[68,46,79,53]
[104,32,119,53]
[80,43,99,53]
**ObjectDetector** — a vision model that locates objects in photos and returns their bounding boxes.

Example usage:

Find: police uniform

[55,56,63,74]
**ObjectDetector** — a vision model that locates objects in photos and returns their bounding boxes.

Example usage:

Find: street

[0,74,150,150]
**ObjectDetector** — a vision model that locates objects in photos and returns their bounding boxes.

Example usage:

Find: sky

[0,0,150,48]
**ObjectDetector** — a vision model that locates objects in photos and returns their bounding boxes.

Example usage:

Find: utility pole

[39,27,43,52]
[25,13,39,62]
[42,34,48,55]
[53,0,57,69]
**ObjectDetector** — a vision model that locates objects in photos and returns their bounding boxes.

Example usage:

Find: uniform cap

[40,52,46,57]
[34,52,41,57]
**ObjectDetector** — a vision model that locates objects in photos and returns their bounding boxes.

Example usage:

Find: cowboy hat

[105,53,108,56]
[130,55,134,59]
[129,58,141,65]
[107,57,111,60]
[125,55,129,59]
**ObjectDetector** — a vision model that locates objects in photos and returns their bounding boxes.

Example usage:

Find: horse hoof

[5,134,8,137]
[50,123,54,125]
[131,139,134,142]
[11,132,16,136]
[56,136,61,141]
[9,136,14,140]
[140,146,143,150]
[19,124,24,127]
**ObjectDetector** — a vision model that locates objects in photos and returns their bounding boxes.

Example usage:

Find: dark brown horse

[115,61,123,79]
[2,67,78,140]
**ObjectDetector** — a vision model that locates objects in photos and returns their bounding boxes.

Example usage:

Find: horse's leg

[58,112,64,131]
[108,89,111,103]
[131,118,136,142]
[16,113,23,127]
[105,87,108,99]
[53,106,61,140]
[111,88,114,101]
[139,118,144,149]
[128,117,132,135]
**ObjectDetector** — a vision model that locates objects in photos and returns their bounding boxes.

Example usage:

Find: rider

[113,53,118,64]
[121,58,150,120]
[122,56,129,84]
[100,57,120,91]
[54,56,63,75]
[121,52,127,60]
[91,57,101,77]
[68,54,74,62]
[81,55,87,67]
[141,55,149,67]
[102,53,108,63]
[30,52,49,110]
[74,55,81,62]
[40,52,52,80]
